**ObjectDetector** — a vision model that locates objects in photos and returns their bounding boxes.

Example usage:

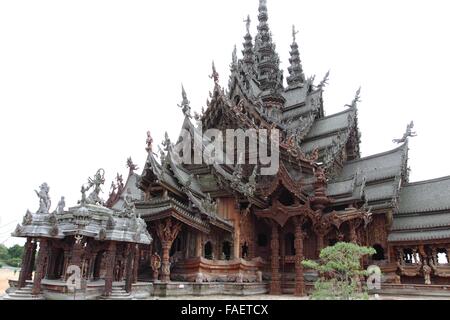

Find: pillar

[155,218,182,283]
[104,242,116,296]
[32,239,48,295]
[18,238,33,288]
[294,219,306,296]
[133,245,140,283]
[270,223,281,295]
[125,244,135,293]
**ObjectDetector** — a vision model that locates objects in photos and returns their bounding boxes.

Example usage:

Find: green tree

[0,244,8,261]
[7,244,24,260]
[302,242,376,300]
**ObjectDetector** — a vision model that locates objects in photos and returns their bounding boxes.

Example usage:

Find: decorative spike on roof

[254,0,284,93]
[178,84,192,119]
[287,25,306,88]
[210,61,219,85]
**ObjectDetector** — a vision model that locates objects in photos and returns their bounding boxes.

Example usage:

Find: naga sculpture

[393,121,417,144]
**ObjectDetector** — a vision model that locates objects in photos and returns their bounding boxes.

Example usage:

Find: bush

[302,242,376,300]
[5,258,22,268]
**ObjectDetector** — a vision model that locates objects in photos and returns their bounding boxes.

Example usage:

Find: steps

[3,284,45,300]
[98,287,134,300]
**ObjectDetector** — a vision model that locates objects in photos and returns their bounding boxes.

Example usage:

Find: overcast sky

[1,0,449,246]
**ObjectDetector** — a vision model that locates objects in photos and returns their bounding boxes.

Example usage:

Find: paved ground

[0,268,19,296]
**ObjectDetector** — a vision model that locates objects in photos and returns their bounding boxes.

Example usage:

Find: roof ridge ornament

[127,157,139,174]
[146,130,153,152]
[178,84,192,119]
[35,183,51,214]
[210,61,219,85]
[317,70,330,90]
[393,121,417,144]
[346,87,361,109]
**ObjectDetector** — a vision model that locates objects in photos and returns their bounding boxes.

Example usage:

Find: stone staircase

[98,287,134,300]
[3,284,45,300]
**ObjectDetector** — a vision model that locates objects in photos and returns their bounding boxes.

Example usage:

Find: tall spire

[287,25,306,88]
[254,0,283,93]
[242,15,255,68]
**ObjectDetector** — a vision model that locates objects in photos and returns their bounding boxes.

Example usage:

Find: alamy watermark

[170,125,280,175]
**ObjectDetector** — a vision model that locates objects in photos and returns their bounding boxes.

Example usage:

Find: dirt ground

[0,268,19,296]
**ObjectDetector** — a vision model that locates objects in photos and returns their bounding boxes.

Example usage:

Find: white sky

[1,0,449,246]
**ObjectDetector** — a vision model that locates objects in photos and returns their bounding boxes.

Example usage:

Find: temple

[5,0,450,300]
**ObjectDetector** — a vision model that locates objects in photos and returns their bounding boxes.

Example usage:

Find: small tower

[287,25,306,88]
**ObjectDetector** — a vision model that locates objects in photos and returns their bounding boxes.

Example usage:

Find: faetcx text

[225,305,269,315]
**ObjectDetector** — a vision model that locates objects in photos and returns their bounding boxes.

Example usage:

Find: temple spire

[242,15,255,68]
[254,0,283,93]
[287,25,306,88]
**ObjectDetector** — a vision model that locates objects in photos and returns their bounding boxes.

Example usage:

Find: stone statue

[122,192,136,218]
[146,130,153,152]
[393,121,417,144]
[150,253,161,282]
[85,169,106,206]
[55,196,65,214]
[35,183,51,214]
[423,262,432,285]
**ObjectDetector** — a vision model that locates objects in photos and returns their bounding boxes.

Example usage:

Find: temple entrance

[372,244,385,260]
[285,233,295,256]
[93,251,105,280]
[204,241,213,260]
[222,241,232,260]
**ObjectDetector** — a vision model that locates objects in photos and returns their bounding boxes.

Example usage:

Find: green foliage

[5,258,21,268]
[7,245,24,260]
[0,244,24,268]
[302,242,376,300]
[0,244,8,260]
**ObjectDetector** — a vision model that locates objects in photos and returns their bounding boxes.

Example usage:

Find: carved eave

[321,207,369,230]
[253,200,318,227]
[258,162,309,202]
[136,198,211,234]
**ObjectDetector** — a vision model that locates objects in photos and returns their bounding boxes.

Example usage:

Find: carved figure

[35,183,51,214]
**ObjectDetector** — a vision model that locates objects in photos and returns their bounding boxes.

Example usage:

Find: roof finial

[210,61,219,84]
[232,45,237,66]
[292,25,299,42]
[244,14,251,34]
[178,84,192,118]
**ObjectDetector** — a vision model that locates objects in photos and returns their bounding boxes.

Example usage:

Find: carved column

[125,244,135,293]
[133,246,140,283]
[195,232,202,257]
[27,242,37,281]
[270,223,281,295]
[18,238,33,288]
[155,218,182,283]
[294,217,306,296]
[32,238,48,295]
[103,241,116,296]
[349,221,358,244]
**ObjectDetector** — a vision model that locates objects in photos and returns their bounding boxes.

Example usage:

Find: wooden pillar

[104,242,116,296]
[27,242,37,281]
[133,245,140,283]
[18,238,33,288]
[32,239,48,295]
[294,218,306,296]
[155,218,182,283]
[195,232,202,257]
[349,221,358,244]
[125,244,135,293]
[270,223,281,295]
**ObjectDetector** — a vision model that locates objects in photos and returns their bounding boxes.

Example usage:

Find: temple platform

[152,281,269,297]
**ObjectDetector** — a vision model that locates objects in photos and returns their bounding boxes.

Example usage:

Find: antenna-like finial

[244,15,251,34]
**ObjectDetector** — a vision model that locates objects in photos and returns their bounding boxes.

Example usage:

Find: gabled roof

[397,176,450,214]
[305,109,354,140]
[338,143,408,182]
[388,177,450,243]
